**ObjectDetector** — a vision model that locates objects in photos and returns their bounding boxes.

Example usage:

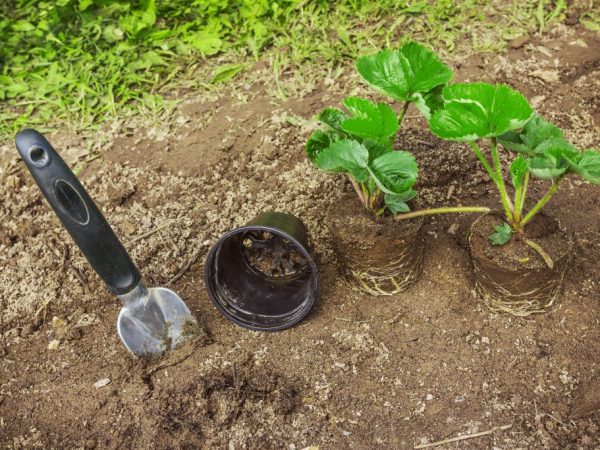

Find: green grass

[580,9,600,33]
[0,0,574,139]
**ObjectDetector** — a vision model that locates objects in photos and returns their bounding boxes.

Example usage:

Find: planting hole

[241,230,309,279]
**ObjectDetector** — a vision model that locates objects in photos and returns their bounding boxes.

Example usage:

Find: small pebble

[94,378,111,389]
[121,220,136,235]
[447,223,459,235]
[5,328,19,338]
[47,339,60,350]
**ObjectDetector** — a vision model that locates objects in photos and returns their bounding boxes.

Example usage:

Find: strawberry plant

[430,82,600,245]
[307,42,489,219]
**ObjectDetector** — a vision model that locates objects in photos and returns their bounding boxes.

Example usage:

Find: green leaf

[412,85,445,120]
[368,151,418,195]
[341,97,399,141]
[189,33,222,55]
[529,159,567,179]
[356,41,453,101]
[211,63,248,83]
[186,20,223,56]
[510,155,528,189]
[430,83,533,141]
[581,11,600,32]
[306,130,339,161]
[522,115,563,150]
[126,51,166,71]
[489,222,513,246]
[385,199,410,214]
[119,0,156,37]
[0,76,28,99]
[363,139,392,163]
[147,29,173,43]
[498,114,563,154]
[539,138,579,159]
[497,130,527,153]
[529,138,577,179]
[570,149,600,184]
[430,99,489,141]
[384,190,418,214]
[533,140,600,183]
[315,139,369,182]
[337,27,352,47]
[317,108,347,133]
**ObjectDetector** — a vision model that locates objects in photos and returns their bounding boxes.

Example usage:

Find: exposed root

[472,260,568,316]
[474,282,562,316]
[331,200,425,297]
[346,245,424,296]
[414,424,512,449]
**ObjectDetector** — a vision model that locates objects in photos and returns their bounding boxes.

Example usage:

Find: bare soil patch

[2,25,600,449]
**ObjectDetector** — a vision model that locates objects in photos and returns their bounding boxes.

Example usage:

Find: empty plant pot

[469,214,573,316]
[204,212,318,331]
[330,194,425,296]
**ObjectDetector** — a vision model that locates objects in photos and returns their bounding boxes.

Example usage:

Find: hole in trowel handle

[29,147,50,167]
[54,179,90,225]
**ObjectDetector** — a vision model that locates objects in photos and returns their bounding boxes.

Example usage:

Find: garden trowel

[15,129,196,358]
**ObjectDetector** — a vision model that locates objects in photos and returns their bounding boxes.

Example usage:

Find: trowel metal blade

[117,287,195,357]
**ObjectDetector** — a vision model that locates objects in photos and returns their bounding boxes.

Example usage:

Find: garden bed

[1,25,600,449]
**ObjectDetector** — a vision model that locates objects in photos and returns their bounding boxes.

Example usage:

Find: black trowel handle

[15,129,141,295]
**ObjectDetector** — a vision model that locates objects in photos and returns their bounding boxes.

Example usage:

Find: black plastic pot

[204,212,318,331]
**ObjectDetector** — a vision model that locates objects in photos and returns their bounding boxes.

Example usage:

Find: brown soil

[470,213,571,271]
[242,231,309,279]
[2,24,600,450]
